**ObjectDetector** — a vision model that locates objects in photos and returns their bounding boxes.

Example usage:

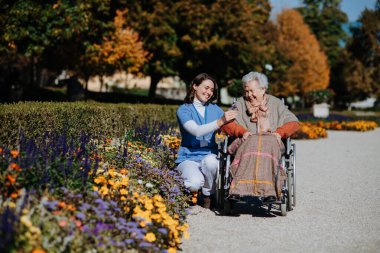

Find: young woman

[175,73,237,209]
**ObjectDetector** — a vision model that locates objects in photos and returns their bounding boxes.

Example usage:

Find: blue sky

[270,0,377,22]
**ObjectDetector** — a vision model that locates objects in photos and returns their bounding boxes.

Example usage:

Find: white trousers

[176,154,218,196]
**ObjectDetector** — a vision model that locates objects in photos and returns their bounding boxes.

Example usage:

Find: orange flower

[58,220,67,227]
[0,147,3,154]
[11,150,19,158]
[10,162,22,171]
[74,220,82,228]
[32,249,46,253]
[66,204,76,211]
[6,174,16,184]
[58,201,67,209]
[10,192,18,199]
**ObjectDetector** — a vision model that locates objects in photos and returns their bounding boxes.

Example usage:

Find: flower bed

[291,122,328,139]
[291,120,378,139]
[0,122,189,253]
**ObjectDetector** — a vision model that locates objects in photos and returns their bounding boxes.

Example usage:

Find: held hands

[224,110,237,122]
[217,110,237,127]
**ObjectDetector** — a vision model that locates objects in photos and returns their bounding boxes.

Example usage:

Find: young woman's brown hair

[184,73,218,104]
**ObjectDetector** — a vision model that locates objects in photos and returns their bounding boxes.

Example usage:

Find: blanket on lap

[229,134,286,199]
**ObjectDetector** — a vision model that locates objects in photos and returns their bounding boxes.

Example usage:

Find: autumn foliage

[274,9,330,96]
[91,10,149,74]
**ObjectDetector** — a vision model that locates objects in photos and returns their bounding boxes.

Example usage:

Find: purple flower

[158,228,168,235]
[125,238,134,245]
[79,203,92,212]
[76,212,86,221]
[43,200,58,210]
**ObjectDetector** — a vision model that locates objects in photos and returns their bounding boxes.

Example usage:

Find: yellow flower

[167,247,177,253]
[145,232,156,242]
[145,203,154,210]
[120,177,129,186]
[150,213,162,221]
[20,215,33,228]
[183,231,190,239]
[99,185,109,196]
[153,195,163,202]
[94,176,107,184]
[30,226,41,235]
[108,169,117,178]
[119,189,128,195]
[120,196,127,201]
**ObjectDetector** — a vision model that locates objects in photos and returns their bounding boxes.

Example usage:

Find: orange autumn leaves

[274,9,330,96]
[91,9,149,74]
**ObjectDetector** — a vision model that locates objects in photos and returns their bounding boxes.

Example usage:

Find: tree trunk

[148,74,161,99]
[99,76,104,92]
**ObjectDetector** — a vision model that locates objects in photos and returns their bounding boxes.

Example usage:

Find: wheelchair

[215,134,296,216]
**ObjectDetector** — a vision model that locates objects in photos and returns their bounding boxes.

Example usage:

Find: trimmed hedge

[0,102,178,147]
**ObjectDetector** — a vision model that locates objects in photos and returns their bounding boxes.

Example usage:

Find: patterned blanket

[229,134,286,199]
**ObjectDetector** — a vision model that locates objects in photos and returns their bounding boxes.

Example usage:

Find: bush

[0,102,178,148]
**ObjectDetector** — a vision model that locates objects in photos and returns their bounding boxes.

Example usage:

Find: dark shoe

[263,196,276,203]
[203,196,212,209]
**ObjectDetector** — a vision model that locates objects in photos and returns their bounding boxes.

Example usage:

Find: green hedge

[0,102,178,147]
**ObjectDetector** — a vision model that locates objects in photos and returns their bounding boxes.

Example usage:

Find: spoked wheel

[287,170,294,211]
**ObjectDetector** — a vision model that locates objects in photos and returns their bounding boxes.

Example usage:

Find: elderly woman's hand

[217,110,237,127]
[242,131,253,141]
[272,132,282,146]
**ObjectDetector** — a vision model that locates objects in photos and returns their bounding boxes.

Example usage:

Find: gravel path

[181,129,380,253]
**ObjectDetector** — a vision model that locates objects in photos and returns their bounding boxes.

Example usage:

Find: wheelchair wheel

[287,169,294,211]
[287,143,296,210]
[280,198,287,216]
[224,199,232,215]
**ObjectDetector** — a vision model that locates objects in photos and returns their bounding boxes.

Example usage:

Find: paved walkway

[181,129,380,253]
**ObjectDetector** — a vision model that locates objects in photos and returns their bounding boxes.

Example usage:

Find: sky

[270,0,377,22]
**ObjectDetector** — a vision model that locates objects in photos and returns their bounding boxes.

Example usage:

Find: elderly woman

[221,71,300,202]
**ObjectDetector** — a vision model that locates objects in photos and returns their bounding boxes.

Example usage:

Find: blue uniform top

[175,103,224,164]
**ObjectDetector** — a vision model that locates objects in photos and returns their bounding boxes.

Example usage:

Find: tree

[173,0,272,101]
[117,0,272,100]
[298,0,348,66]
[82,9,149,91]
[117,0,181,98]
[274,9,330,98]
[0,0,113,98]
[0,1,149,100]
[332,6,380,103]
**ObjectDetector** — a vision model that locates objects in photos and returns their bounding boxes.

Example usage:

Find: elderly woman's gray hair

[242,72,269,89]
